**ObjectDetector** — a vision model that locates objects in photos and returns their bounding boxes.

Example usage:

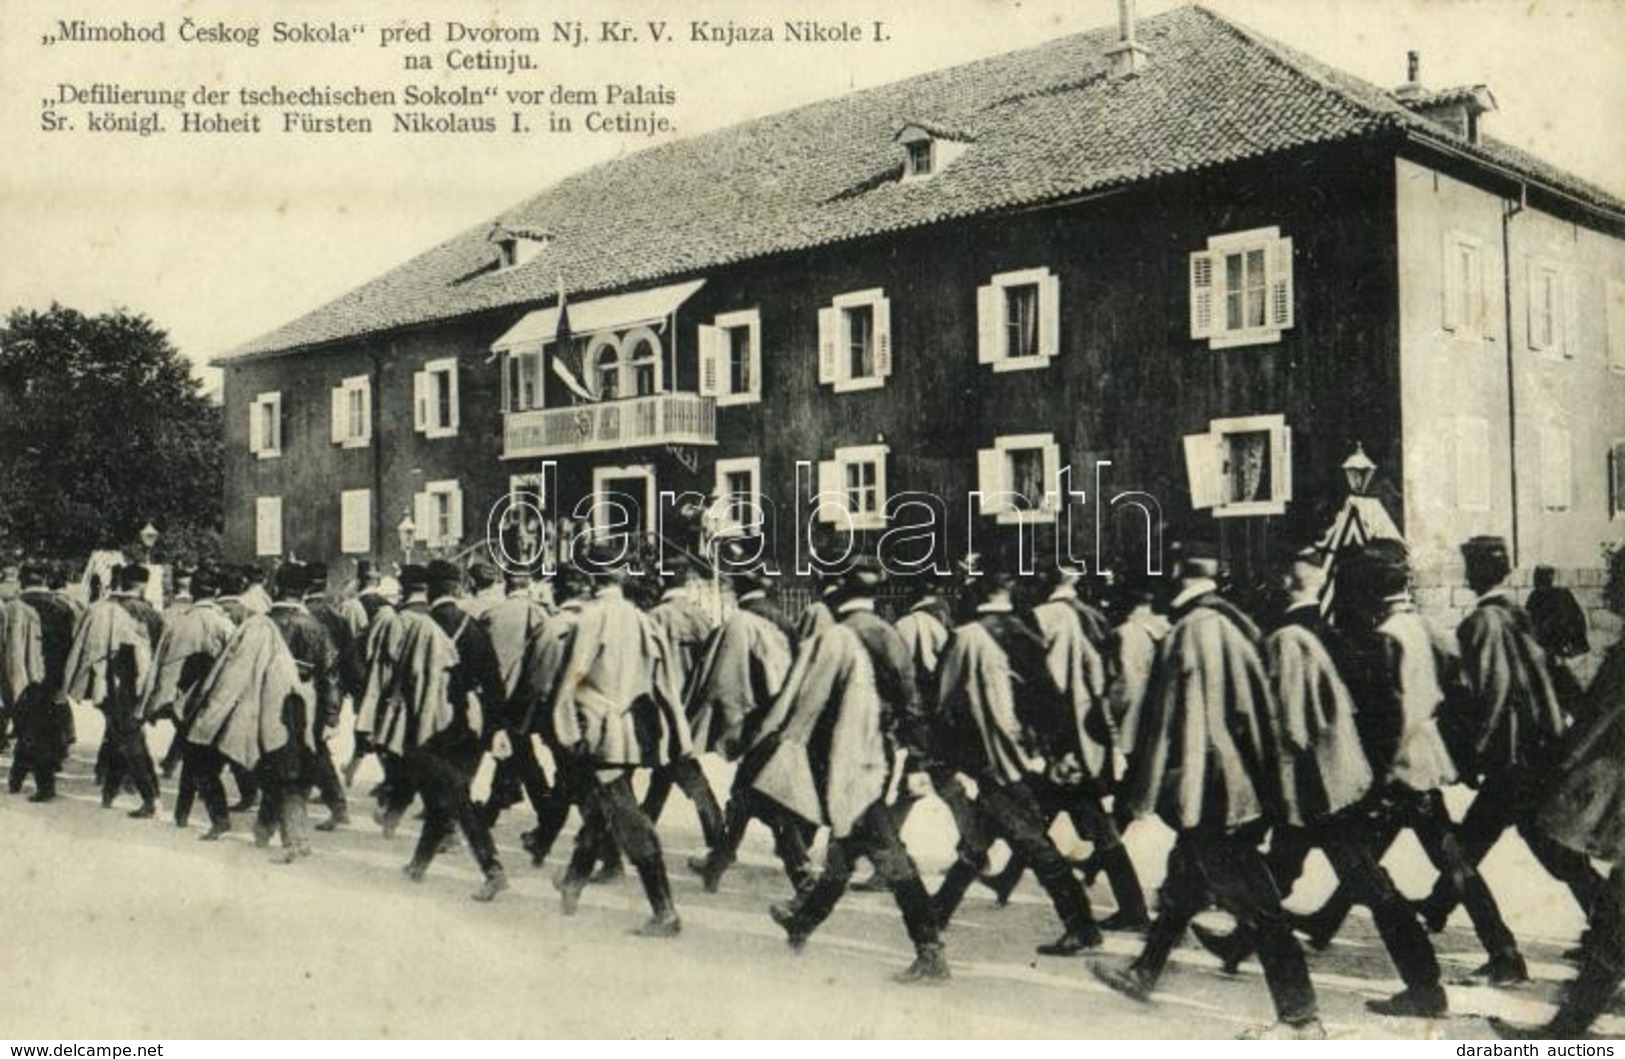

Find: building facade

[216,6,1625,615]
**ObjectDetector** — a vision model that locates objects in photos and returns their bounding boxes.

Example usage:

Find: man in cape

[759,562,949,983]
[929,564,1106,956]
[686,565,812,894]
[141,565,237,835]
[66,563,161,816]
[187,578,316,862]
[1494,588,1625,1038]
[2,562,78,801]
[357,562,508,901]
[1189,544,1447,1019]
[1413,536,1605,933]
[639,559,729,868]
[977,560,1148,930]
[299,564,356,831]
[540,546,684,934]
[339,560,397,792]
[1293,540,1530,986]
[1093,541,1323,1040]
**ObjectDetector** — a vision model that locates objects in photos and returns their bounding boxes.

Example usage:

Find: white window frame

[414,357,460,438]
[977,433,1063,525]
[503,348,542,412]
[340,488,372,555]
[1183,414,1293,518]
[698,309,762,406]
[1189,226,1295,350]
[816,444,889,531]
[413,479,464,550]
[1608,279,1625,375]
[254,496,283,557]
[978,267,1060,372]
[248,391,282,459]
[1527,259,1574,359]
[1454,416,1492,513]
[1540,425,1574,512]
[1442,231,1487,338]
[330,375,372,448]
[590,463,656,539]
[818,289,892,394]
[712,456,763,536]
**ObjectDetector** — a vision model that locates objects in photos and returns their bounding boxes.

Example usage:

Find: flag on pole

[550,274,596,402]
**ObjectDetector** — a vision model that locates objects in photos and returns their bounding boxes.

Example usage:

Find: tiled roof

[221,5,1625,363]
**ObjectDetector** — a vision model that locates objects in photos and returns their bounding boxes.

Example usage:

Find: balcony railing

[503,392,716,459]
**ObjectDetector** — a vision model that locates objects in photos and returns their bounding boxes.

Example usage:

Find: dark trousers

[1137,825,1318,1025]
[1228,815,1442,992]
[889,760,983,862]
[565,770,675,915]
[642,755,728,850]
[311,732,348,818]
[993,775,1149,922]
[99,712,159,808]
[1422,766,1606,918]
[8,694,70,797]
[1547,866,1625,1036]
[785,800,942,948]
[254,746,313,852]
[709,754,817,890]
[477,734,570,854]
[933,776,1096,934]
[1310,786,1521,962]
[405,743,501,877]
[185,744,233,828]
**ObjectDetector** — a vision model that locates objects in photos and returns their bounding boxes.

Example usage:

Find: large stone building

[216,5,1625,614]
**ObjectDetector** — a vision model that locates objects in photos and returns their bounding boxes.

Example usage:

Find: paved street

[0,705,1617,1040]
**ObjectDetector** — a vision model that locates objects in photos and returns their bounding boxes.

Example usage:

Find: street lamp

[397,513,417,564]
[1341,442,1377,497]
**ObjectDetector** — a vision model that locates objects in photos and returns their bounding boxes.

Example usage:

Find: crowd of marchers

[0,532,1621,1041]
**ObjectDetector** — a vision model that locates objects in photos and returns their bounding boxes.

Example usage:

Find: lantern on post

[397,513,417,565]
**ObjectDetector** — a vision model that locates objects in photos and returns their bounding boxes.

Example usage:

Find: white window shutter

[697,324,721,397]
[413,371,429,432]
[817,307,838,385]
[873,295,893,379]
[1183,432,1221,510]
[341,490,371,554]
[1041,439,1063,509]
[255,497,283,557]
[747,315,762,399]
[1189,251,1217,340]
[1274,425,1293,503]
[1564,271,1580,359]
[1269,237,1294,330]
[1608,280,1625,372]
[446,366,461,431]
[815,459,845,522]
[977,446,1009,515]
[1541,428,1572,510]
[1441,232,1461,332]
[413,491,433,547]
[248,399,263,455]
[1039,272,1061,360]
[448,483,465,542]
[976,284,1001,364]
[330,386,345,444]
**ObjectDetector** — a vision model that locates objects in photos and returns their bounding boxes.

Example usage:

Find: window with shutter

[710,309,761,406]
[250,393,282,459]
[815,445,888,529]
[255,496,283,557]
[421,479,463,548]
[1528,261,1569,358]
[822,290,889,393]
[1443,232,1486,337]
[340,489,371,554]
[1540,427,1573,511]
[331,376,371,447]
[712,456,762,534]
[419,358,459,437]
[1184,415,1292,517]
[978,268,1060,372]
[976,433,1062,524]
[1192,227,1295,349]
[1455,416,1492,512]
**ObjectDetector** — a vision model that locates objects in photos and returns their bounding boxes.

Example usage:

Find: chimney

[1393,50,1425,100]
[1105,0,1149,77]
[1391,48,1497,145]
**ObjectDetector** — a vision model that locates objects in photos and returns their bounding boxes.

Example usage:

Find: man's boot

[632,859,681,937]
[894,942,950,984]
[1191,921,1254,974]
[472,867,510,903]
[978,857,1026,907]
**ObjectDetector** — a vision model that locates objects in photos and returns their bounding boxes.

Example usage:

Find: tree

[0,304,222,563]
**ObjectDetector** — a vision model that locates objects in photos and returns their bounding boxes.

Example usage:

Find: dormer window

[895,123,970,183]
[490,225,549,270]
[905,140,933,178]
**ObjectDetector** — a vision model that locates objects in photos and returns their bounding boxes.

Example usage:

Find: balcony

[503,392,716,459]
